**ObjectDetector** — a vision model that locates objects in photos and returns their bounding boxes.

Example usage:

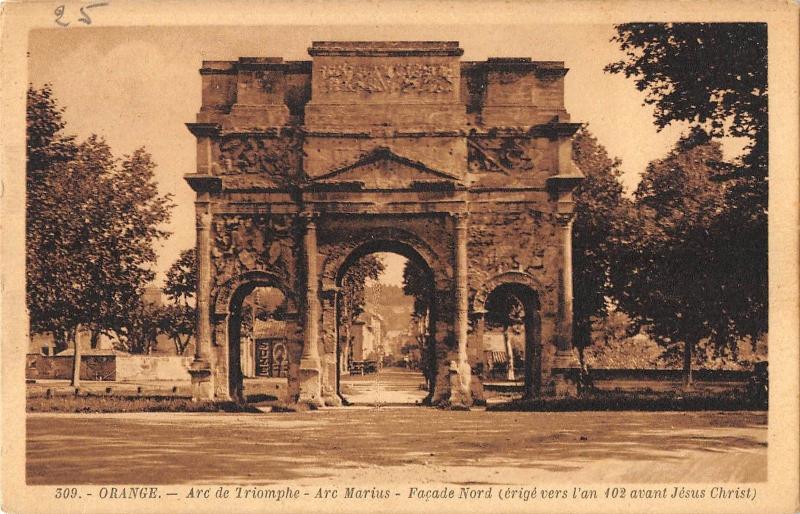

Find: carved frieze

[210,215,295,295]
[467,137,540,174]
[318,63,456,94]
[216,136,301,182]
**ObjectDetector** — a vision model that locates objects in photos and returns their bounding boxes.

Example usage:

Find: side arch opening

[482,282,542,399]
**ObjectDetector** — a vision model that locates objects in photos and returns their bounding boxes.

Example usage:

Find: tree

[340,255,385,324]
[606,23,768,351]
[26,85,77,341]
[26,86,173,385]
[611,135,730,385]
[162,249,197,355]
[116,300,163,355]
[402,259,435,388]
[338,255,385,370]
[570,127,631,363]
[484,292,525,381]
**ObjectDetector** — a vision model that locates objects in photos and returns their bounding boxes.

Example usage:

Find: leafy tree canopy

[606,23,768,370]
[340,254,385,326]
[570,127,631,353]
[611,136,734,381]
[26,85,174,351]
[606,23,767,158]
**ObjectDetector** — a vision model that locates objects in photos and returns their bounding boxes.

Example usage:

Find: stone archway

[184,41,584,406]
[473,272,546,398]
[212,271,298,401]
[329,239,439,405]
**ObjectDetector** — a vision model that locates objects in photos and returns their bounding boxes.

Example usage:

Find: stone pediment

[308,147,460,190]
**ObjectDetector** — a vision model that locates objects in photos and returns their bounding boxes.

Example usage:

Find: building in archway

[185,41,583,407]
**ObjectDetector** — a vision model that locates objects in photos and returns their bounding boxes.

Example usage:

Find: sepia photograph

[1,1,798,513]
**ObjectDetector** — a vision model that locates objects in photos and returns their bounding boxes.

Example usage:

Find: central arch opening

[335,241,436,406]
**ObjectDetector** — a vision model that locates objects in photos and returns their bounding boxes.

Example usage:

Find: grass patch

[27,395,263,413]
[487,388,767,412]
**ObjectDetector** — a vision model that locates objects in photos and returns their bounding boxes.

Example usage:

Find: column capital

[555,212,575,227]
[195,209,212,230]
[299,211,320,230]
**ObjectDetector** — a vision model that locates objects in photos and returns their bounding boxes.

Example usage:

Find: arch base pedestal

[298,365,324,408]
[548,366,579,397]
[189,364,214,401]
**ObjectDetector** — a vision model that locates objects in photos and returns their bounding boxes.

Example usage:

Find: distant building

[351,311,384,362]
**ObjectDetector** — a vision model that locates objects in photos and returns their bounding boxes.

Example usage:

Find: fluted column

[298,212,322,405]
[449,212,472,407]
[474,310,487,376]
[554,213,577,366]
[189,199,214,400]
[455,213,469,365]
[301,214,321,367]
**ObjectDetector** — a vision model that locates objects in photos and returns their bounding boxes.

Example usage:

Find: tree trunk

[70,328,81,387]
[682,338,694,389]
[54,330,69,354]
[90,329,100,349]
[504,324,515,381]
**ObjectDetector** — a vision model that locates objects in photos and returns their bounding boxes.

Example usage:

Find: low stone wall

[115,355,192,382]
[27,354,116,381]
[587,368,751,382]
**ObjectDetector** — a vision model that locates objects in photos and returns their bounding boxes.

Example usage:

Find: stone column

[189,199,214,400]
[449,212,472,408]
[298,213,323,406]
[554,213,579,371]
[473,311,486,375]
[321,289,342,406]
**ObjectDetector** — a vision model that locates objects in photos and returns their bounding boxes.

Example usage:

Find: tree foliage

[340,255,385,327]
[26,85,174,359]
[570,127,631,356]
[160,249,197,355]
[163,249,196,306]
[115,301,163,354]
[606,23,768,350]
[611,136,732,383]
[401,259,431,321]
[605,23,767,149]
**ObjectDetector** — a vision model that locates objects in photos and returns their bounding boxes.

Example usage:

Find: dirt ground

[27,408,766,485]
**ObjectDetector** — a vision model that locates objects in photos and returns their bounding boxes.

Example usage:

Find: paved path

[27,409,766,485]
[340,368,428,405]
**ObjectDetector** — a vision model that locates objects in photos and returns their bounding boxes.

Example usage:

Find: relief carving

[319,63,456,94]
[211,215,295,295]
[216,136,300,181]
[468,137,539,173]
[468,210,557,314]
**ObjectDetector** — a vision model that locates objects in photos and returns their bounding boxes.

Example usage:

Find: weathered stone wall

[116,356,193,382]
[207,213,302,399]
[467,205,562,375]
[209,214,298,302]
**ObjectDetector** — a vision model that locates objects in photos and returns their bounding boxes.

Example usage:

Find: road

[27,408,766,485]
[340,368,428,405]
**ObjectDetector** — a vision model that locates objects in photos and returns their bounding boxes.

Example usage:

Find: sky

[28,24,746,287]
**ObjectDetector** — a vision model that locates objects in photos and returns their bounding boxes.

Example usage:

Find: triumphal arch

[185,42,584,407]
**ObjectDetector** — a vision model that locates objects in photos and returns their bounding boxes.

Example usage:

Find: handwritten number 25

[54,3,108,27]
